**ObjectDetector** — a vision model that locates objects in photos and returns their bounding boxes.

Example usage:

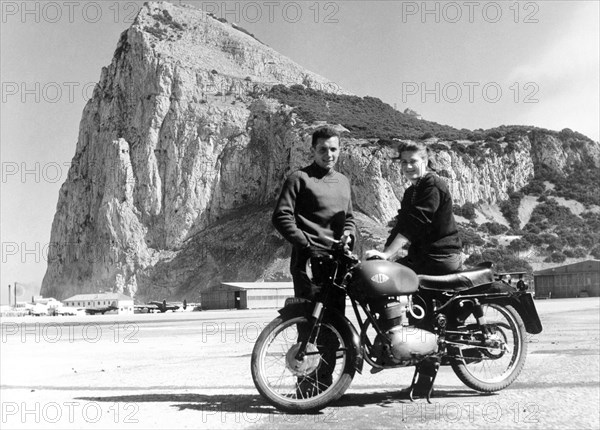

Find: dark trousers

[398,252,462,275]
[291,267,346,313]
[290,265,344,380]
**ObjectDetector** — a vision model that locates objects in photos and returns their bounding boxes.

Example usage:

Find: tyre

[450,304,527,392]
[251,314,356,413]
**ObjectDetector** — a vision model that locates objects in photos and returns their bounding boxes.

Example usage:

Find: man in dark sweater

[272,126,356,302]
[366,141,462,275]
[272,126,355,395]
[365,141,462,397]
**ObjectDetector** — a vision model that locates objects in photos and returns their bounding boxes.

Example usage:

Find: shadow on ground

[77,388,490,415]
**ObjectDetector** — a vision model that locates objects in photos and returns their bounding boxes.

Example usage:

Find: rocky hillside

[41,1,600,301]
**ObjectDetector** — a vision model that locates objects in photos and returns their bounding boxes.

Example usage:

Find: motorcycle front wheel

[251,315,356,413]
[450,304,527,392]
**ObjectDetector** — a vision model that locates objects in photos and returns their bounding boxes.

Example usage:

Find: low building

[533,260,600,298]
[4,302,31,317]
[63,292,134,315]
[201,282,294,310]
[31,296,64,315]
[403,108,422,120]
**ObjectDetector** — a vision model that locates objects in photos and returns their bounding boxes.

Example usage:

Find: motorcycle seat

[418,264,494,291]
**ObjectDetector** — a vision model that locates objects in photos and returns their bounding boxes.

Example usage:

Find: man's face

[399,150,427,184]
[312,136,340,171]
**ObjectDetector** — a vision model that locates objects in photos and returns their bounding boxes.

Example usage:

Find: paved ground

[1,297,598,429]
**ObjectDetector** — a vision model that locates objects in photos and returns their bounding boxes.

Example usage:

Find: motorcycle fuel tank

[353,260,419,297]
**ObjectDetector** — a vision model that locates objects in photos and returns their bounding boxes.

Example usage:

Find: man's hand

[341,231,353,252]
[365,249,389,260]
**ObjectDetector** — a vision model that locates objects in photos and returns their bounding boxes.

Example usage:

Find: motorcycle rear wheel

[251,315,356,413]
[450,304,527,392]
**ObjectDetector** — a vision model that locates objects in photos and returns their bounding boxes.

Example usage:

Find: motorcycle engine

[370,296,438,366]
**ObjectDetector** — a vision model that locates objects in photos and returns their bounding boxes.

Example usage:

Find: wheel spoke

[253,316,349,405]
[454,304,524,384]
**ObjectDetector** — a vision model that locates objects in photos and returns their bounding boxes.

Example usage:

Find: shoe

[295,373,332,398]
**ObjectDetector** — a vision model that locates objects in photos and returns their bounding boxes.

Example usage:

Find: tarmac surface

[1,297,599,429]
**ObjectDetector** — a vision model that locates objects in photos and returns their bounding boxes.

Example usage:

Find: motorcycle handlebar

[322,235,360,265]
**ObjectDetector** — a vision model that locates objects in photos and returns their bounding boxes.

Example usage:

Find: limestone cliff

[41,1,600,301]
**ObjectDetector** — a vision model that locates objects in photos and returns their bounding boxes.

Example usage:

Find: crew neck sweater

[386,172,461,256]
[272,162,356,253]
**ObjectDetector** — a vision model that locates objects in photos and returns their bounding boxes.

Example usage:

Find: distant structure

[63,292,134,314]
[0,295,65,317]
[30,296,63,315]
[533,260,600,298]
[201,282,294,310]
[403,108,422,120]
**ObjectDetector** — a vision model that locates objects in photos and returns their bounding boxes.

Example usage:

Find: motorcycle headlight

[305,254,338,287]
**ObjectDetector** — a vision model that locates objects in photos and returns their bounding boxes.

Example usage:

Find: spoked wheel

[251,315,356,413]
[450,304,527,392]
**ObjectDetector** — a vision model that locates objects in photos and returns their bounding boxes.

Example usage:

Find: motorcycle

[251,239,543,413]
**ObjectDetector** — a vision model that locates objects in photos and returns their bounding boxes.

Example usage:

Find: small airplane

[135,299,188,313]
[56,307,84,316]
[85,304,118,315]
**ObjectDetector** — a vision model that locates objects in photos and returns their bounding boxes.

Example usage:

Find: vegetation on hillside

[459,200,600,272]
[453,202,477,220]
[522,202,600,251]
[533,160,600,207]
[266,84,469,140]
[499,191,523,231]
[465,247,533,274]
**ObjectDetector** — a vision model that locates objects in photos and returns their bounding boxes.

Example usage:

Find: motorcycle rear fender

[278,300,364,373]
[472,283,543,334]
[509,292,543,334]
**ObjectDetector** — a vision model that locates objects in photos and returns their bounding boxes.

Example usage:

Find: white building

[63,293,134,315]
[30,296,64,315]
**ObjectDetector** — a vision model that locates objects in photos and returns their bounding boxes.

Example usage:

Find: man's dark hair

[311,126,340,147]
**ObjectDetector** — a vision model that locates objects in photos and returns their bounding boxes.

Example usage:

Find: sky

[1,0,599,304]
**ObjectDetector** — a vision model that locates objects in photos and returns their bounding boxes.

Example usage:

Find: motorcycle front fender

[278,300,364,374]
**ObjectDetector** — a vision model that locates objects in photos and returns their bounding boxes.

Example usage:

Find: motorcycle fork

[294,301,325,361]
